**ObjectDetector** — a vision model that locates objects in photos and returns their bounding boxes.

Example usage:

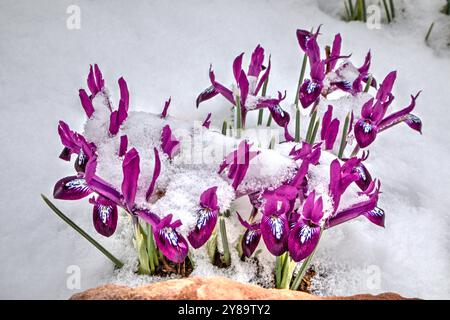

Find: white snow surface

[1,0,449,299]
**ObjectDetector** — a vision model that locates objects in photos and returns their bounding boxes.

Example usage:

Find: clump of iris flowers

[44,26,421,290]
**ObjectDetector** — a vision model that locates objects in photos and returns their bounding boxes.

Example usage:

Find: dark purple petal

[321,105,333,140]
[154,214,189,263]
[233,52,244,84]
[93,64,105,92]
[202,112,212,129]
[363,206,385,227]
[58,121,80,154]
[353,162,372,191]
[118,77,129,113]
[146,148,161,202]
[196,85,218,108]
[161,125,180,160]
[260,213,289,256]
[109,110,120,135]
[118,135,128,157]
[299,79,323,108]
[248,45,264,78]
[328,33,342,71]
[121,148,140,210]
[238,70,249,107]
[90,196,118,237]
[288,221,321,262]
[378,92,421,133]
[53,175,92,200]
[79,89,94,118]
[209,67,235,105]
[59,147,72,161]
[354,118,378,148]
[242,228,261,258]
[160,97,171,119]
[376,71,396,104]
[358,51,372,75]
[136,208,160,226]
[325,193,378,229]
[254,57,271,95]
[87,65,98,96]
[187,206,218,249]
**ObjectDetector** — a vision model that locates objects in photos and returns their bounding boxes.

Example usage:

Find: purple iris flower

[259,189,294,256]
[188,186,219,248]
[288,191,324,262]
[329,158,361,211]
[138,210,189,263]
[354,71,422,148]
[160,97,171,119]
[344,151,373,191]
[218,140,260,190]
[109,77,129,136]
[237,212,261,258]
[320,105,340,150]
[161,124,180,160]
[297,28,350,108]
[289,142,322,164]
[325,180,382,228]
[79,64,105,118]
[196,45,294,141]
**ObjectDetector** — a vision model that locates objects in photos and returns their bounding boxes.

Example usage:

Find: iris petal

[53,176,92,200]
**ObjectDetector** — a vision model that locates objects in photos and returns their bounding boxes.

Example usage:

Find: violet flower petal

[145,148,161,202]
[53,175,92,200]
[161,125,180,160]
[118,135,128,157]
[260,213,289,256]
[90,196,118,237]
[154,214,189,263]
[248,45,264,78]
[121,148,140,210]
[196,85,219,108]
[363,206,385,227]
[354,118,378,148]
[160,97,171,119]
[288,221,321,262]
[79,89,94,118]
[202,112,212,129]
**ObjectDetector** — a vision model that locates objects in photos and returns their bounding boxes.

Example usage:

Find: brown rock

[70,276,415,300]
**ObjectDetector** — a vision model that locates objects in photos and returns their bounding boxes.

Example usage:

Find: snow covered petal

[196,85,219,108]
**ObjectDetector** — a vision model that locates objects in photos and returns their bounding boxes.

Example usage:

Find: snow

[1,0,449,299]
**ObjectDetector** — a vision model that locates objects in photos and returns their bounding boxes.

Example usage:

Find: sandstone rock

[70,276,414,300]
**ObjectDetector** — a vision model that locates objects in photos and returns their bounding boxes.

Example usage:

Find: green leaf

[41,194,124,268]
[206,228,218,264]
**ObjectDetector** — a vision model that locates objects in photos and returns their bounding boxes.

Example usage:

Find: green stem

[425,22,434,43]
[294,54,308,142]
[146,224,155,273]
[275,255,284,288]
[338,113,351,159]
[348,0,355,18]
[258,75,270,126]
[389,0,395,19]
[222,120,228,136]
[290,228,323,291]
[236,96,242,138]
[364,75,373,93]
[280,254,295,289]
[266,114,273,127]
[219,215,231,266]
[382,0,392,23]
[344,1,351,21]
[305,110,317,143]
[41,195,124,268]
[351,144,360,157]
[309,119,320,144]
[362,0,367,22]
